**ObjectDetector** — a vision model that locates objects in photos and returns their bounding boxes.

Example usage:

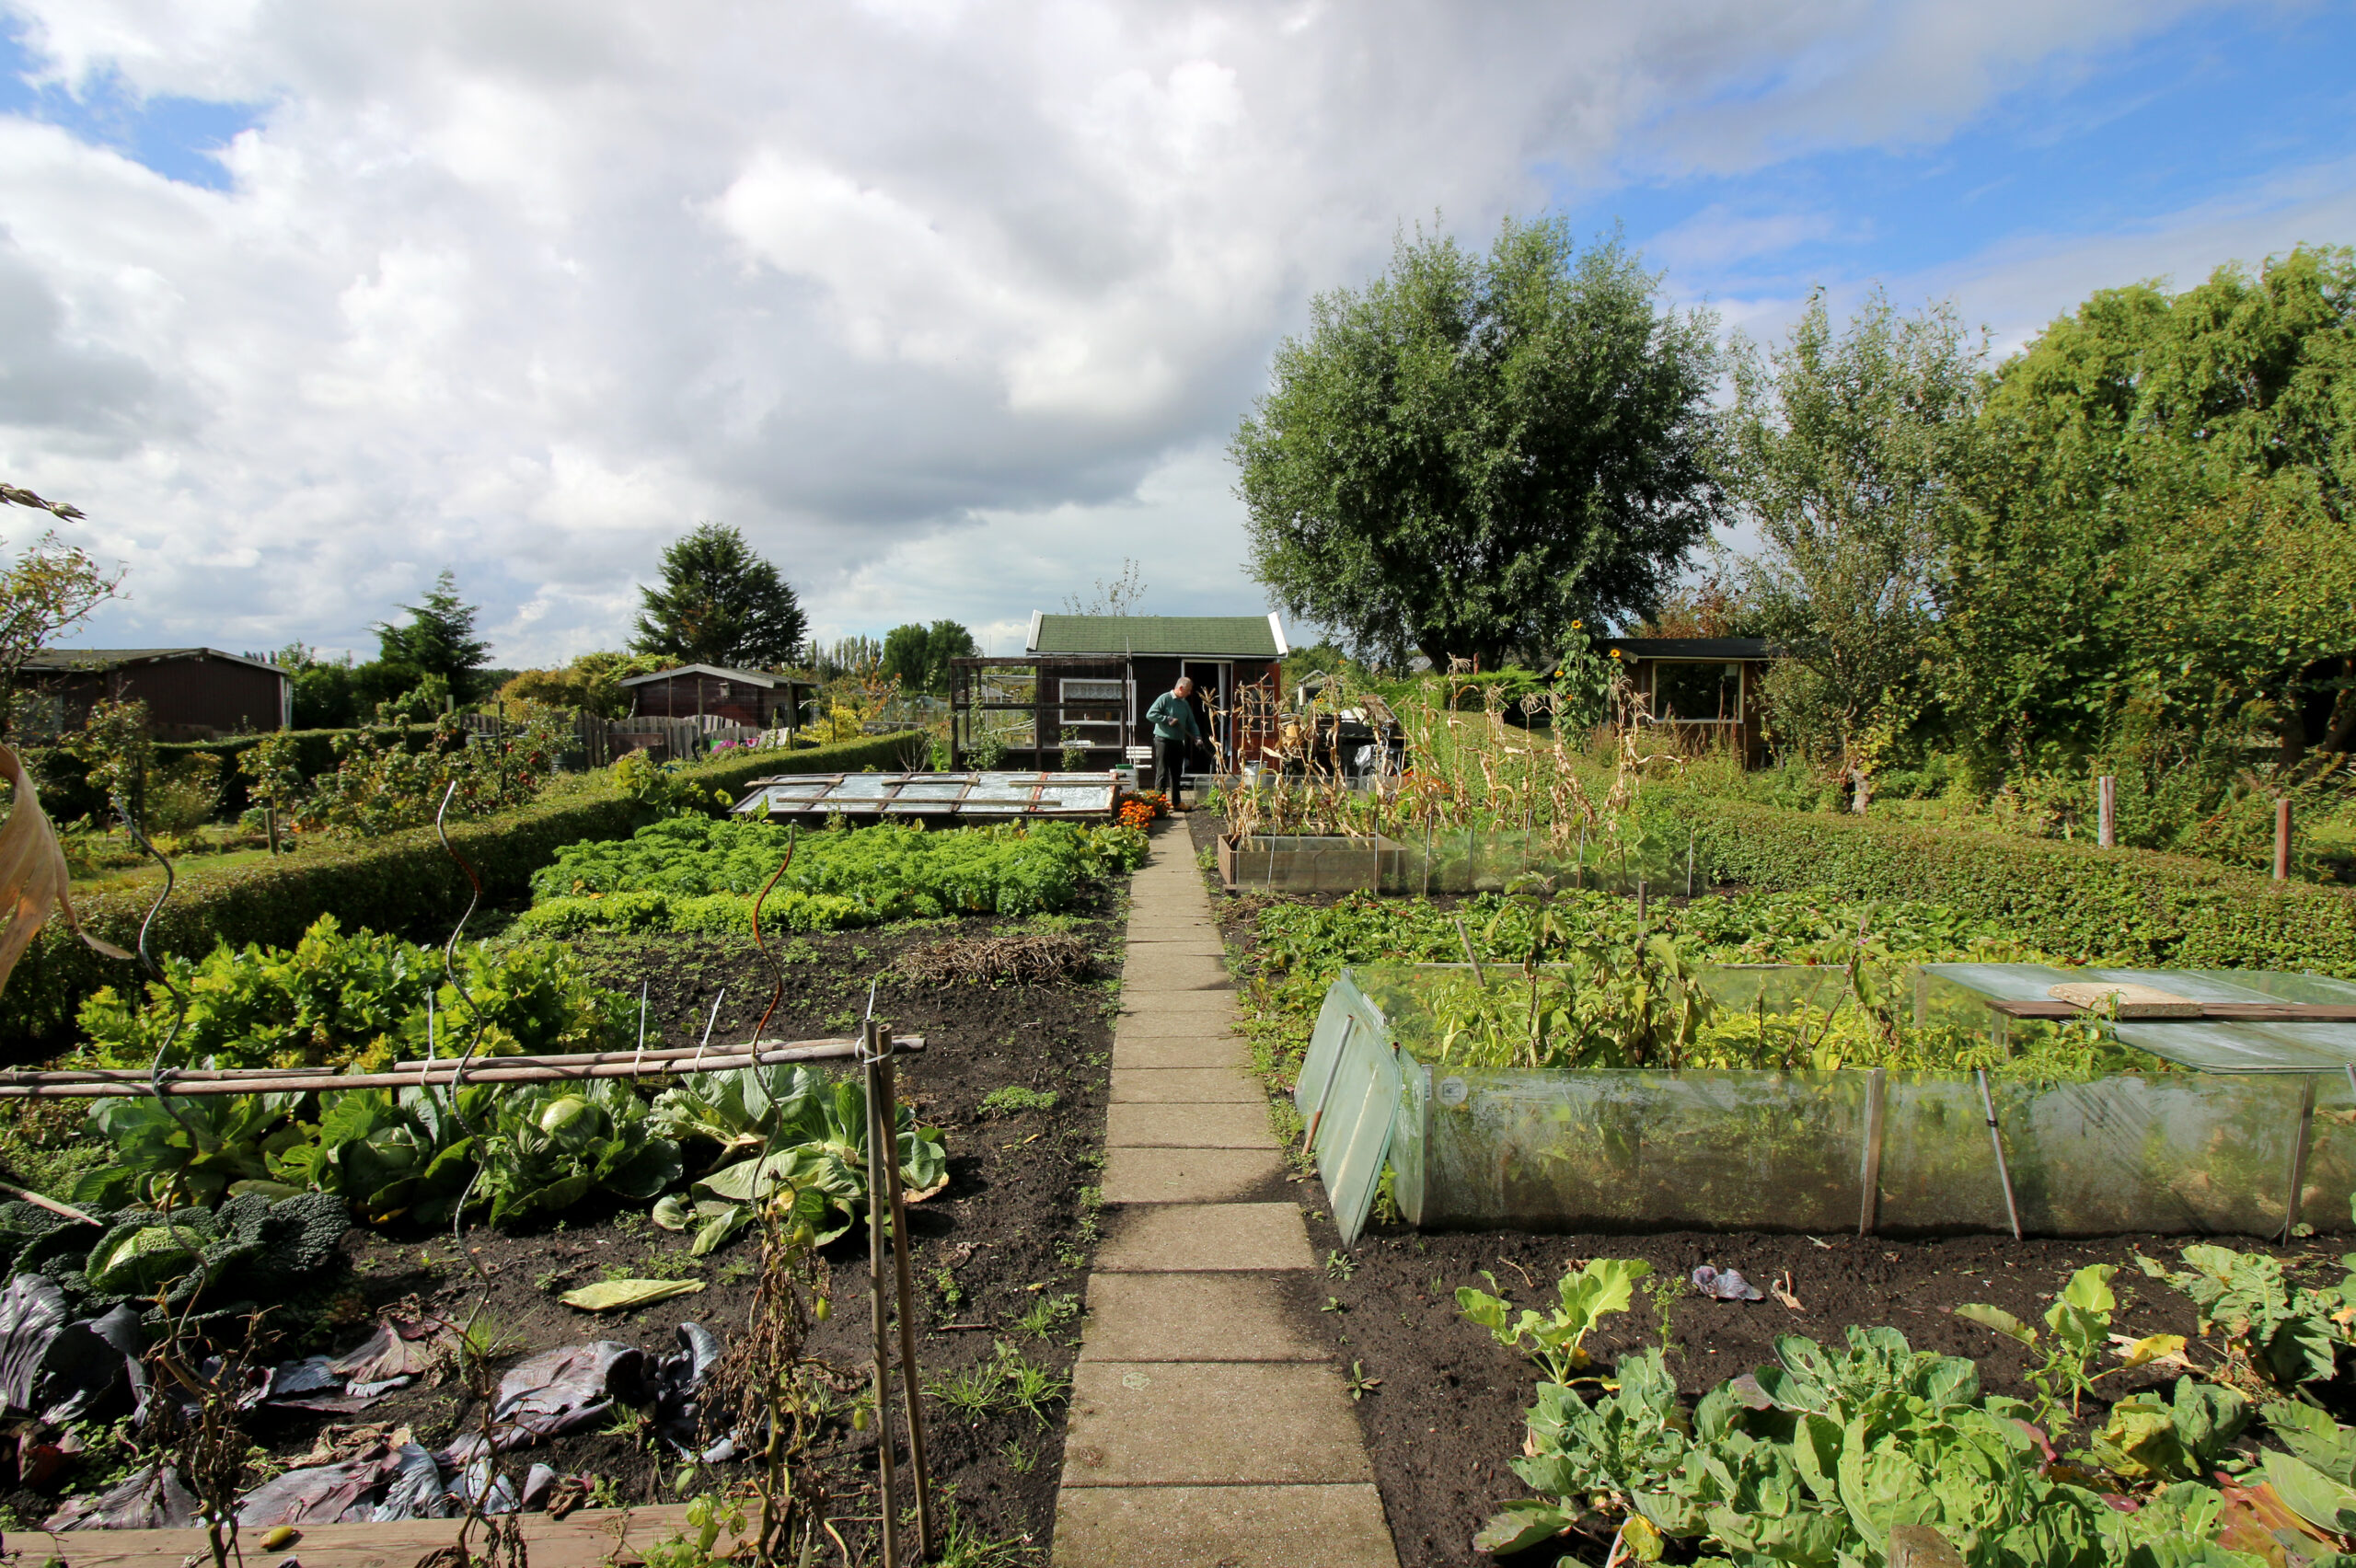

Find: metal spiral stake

[861,1012,934,1564]
[430,780,498,1289]
[116,796,239,1568]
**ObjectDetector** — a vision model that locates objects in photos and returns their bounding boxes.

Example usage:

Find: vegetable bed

[1297,1215,2337,1568]
[2,907,1121,1562]
[1181,813,2356,1568]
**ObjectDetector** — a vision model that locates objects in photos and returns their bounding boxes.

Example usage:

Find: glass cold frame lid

[730,771,1118,818]
[1919,963,2356,1074]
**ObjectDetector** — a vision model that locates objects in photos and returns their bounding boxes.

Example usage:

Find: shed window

[1651,662,1741,723]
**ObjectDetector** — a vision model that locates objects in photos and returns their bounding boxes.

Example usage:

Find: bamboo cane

[0,1037,929,1098]
[877,1028,935,1557]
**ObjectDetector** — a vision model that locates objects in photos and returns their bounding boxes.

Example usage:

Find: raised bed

[1216,827,1684,896]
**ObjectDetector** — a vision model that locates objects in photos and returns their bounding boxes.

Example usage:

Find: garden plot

[0,904,1123,1562]
[1184,812,2356,1568]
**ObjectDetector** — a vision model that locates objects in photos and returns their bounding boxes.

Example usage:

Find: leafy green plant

[1457,1257,1650,1382]
[1484,1325,2252,1567]
[651,1065,947,1251]
[2136,1243,2350,1393]
[519,816,1149,938]
[75,914,629,1073]
[1958,1264,2181,1424]
[74,1092,308,1209]
[262,1085,484,1224]
[476,1078,683,1226]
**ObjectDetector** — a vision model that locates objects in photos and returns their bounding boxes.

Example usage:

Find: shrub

[1657,792,2356,974]
[1,730,926,1059]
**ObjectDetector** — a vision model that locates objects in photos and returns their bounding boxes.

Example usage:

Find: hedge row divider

[0,1035,926,1097]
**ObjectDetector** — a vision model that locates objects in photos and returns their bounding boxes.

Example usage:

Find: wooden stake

[863,1020,899,1568]
[2276,798,2292,881]
[876,1029,935,1558]
[2096,776,2116,848]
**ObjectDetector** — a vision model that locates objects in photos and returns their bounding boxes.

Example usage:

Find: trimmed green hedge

[5,731,925,1060]
[1657,792,2356,974]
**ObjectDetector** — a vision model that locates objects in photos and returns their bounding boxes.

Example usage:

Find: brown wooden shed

[618,663,813,729]
[20,648,290,740]
[1601,637,1775,766]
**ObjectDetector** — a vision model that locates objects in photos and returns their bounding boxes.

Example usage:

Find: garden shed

[619,663,813,729]
[1021,612,1288,772]
[19,647,290,740]
[1600,637,1774,765]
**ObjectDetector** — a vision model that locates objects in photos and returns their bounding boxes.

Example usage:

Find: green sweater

[1145,691,1202,743]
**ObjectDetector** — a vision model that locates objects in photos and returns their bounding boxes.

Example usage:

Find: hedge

[28,728,426,823]
[4,730,926,1060]
[1655,792,2356,975]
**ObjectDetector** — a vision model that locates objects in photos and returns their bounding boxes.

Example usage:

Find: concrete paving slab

[1115,990,1240,1018]
[1120,939,1228,957]
[1052,1484,1399,1568]
[1060,1360,1374,1486]
[1110,1033,1251,1071]
[1118,955,1232,989]
[1110,1067,1263,1102]
[1106,1101,1276,1149]
[1102,1145,1288,1204]
[1080,1272,1325,1361]
[1094,1203,1315,1272]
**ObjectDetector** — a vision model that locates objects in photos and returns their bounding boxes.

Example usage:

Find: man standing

[1144,674,1201,808]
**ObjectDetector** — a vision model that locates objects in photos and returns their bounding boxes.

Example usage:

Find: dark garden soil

[15,896,1125,1561]
[1303,1216,2325,1568]
[1178,807,2327,1568]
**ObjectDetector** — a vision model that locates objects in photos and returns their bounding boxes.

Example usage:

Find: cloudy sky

[4,1,2352,667]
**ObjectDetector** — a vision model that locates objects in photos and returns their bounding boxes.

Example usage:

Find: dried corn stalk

[0,743,129,995]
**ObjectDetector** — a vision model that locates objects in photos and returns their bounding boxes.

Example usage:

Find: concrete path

[1053,822,1400,1568]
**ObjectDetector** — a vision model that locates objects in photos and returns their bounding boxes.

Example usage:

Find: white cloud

[0,0,2308,663]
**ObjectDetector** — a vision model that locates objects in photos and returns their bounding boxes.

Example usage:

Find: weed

[1322,1296,1345,1313]
[1646,1272,1688,1355]
[1345,1361,1382,1401]
[1013,1292,1080,1339]
[979,1086,1059,1117]
[603,1248,706,1284]
[1325,1250,1357,1281]
[925,1343,1069,1427]
[932,1264,965,1312]
[715,1257,756,1287]
[999,1439,1038,1475]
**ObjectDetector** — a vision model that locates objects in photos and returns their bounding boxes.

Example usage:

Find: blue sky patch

[0,20,263,190]
[1558,5,2356,308]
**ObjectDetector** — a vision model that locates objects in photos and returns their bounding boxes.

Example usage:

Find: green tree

[1942,246,2356,779]
[879,619,979,696]
[0,491,120,741]
[374,570,491,703]
[497,651,662,720]
[633,524,807,670]
[1231,216,1725,669]
[272,643,360,730]
[1728,288,1987,776]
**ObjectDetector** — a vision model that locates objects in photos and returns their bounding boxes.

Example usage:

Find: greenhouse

[1297,962,2356,1245]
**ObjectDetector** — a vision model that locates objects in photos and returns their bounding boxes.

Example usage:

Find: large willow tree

[1230,217,1726,670]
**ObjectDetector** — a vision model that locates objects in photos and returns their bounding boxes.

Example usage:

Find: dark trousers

[1152,734,1187,799]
